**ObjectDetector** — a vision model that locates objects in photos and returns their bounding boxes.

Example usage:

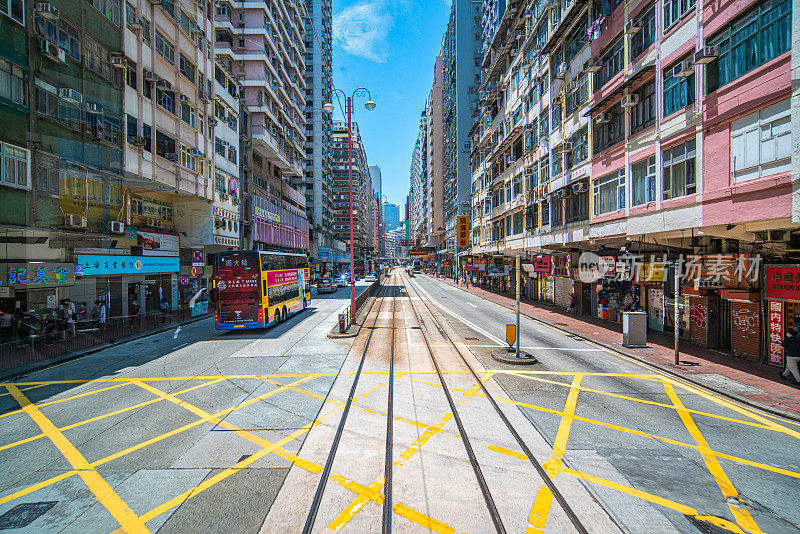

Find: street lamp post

[323,89,376,325]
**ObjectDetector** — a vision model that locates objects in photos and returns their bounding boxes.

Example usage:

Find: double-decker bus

[213,251,310,330]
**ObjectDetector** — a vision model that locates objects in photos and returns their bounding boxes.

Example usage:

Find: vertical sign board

[768,300,785,367]
[457,216,469,248]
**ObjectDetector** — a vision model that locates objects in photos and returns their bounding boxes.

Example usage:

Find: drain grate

[0,502,58,529]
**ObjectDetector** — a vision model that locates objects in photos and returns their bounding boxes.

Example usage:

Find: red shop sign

[765,266,800,300]
[767,300,785,367]
[533,255,551,274]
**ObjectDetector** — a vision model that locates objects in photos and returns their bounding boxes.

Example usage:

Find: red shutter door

[731,301,760,362]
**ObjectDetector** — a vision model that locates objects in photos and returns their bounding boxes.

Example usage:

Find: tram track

[302,274,398,534]
[401,270,589,534]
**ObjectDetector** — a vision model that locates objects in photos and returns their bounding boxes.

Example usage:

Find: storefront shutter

[689,297,708,347]
[731,301,760,362]
[555,277,573,309]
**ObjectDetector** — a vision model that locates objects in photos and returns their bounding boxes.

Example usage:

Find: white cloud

[333,0,394,63]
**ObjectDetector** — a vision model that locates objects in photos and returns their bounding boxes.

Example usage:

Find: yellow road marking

[393,502,455,534]
[395,412,452,467]
[0,383,47,399]
[503,371,782,432]
[488,444,528,460]
[0,379,224,454]
[6,385,149,534]
[527,374,582,534]
[326,477,385,531]
[0,376,316,508]
[0,382,131,421]
[561,467,746,534]
[664,382,764,534]
[395,375,800,481]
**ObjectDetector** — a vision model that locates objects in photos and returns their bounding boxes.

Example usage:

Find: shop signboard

[765,266,800,300]
[767,300,785,367]
[77,255,179,276]
[551,253,570,277]
[137,231,179,257]
[408,247,437,257]
[684,254,759,288]
[533,255,551,274]
[0,263,75,289]
[191,249,204,267]
[638,262,665,283]
[598,256,616,277]
[456,216,470,248]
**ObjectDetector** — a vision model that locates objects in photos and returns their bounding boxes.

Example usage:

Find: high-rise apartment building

[302,0,336,260]
[409,109,427,245]
[464,0,796,364]
[331,119,373,267]
[426,51,445,250]
[383,202,399,232]
[442,0,481,255]
[214,0,309,254]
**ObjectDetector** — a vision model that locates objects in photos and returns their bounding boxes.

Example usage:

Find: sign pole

[516,255,521,359]
[674,259,680,365]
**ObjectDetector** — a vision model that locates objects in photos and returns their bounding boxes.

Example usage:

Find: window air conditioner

[674,60,694,78]
[64,214,87,228]
[85,102,103,114]
[36,3,59,19]
[595,112,610,123]
[164,152,177,161]
[625,19,642,34]
[694,46,718,65]
[143,69,157,82]
[621,93,639,108]
[41,39,66,63]
[556,62,567,79]
[127,17,142,30]
[58,88,82,104]
[111,221,125,234]
[128,135,145,147]
[560,142,573,152]
[572,181,588,193]
[110,54,126,69]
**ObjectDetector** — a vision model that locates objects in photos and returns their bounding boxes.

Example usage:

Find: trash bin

[622,311,647,348]
[338,313,346,334]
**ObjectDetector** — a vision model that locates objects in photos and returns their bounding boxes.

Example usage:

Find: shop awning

[521,263,534,274]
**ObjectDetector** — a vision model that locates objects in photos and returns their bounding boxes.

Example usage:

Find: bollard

[338,313,346,334]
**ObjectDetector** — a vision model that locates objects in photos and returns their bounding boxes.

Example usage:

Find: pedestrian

[129,299,140,328]
[567,292,576,313]
[64,299,76,337]
[91,300,101,327]
[780,328,800,383]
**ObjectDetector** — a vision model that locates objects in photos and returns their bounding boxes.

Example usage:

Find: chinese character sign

[457,216,470,248]
[0,263,75,289]
[767,300,784,367]
[765,266,800,300]
[551,253,570,277]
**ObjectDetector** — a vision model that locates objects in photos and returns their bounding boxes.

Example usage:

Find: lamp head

[322,102,335,113]
[364,100,376,110]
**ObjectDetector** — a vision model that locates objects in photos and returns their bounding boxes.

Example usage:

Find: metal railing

[0,308,210,376]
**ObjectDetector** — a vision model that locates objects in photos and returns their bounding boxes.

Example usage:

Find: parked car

[318,278,337,294]
[364,273,377,282]
[336,276,348,288]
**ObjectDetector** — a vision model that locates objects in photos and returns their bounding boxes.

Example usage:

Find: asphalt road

[1,273,799,534]
[0,282,371,533]
[409,274,800,534]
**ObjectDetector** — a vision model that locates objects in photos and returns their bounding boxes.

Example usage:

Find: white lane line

[172,342,188,350]
[173,326,182,339]
[466,345,605,351]
[412,281,505,345]
[467,303,478,308]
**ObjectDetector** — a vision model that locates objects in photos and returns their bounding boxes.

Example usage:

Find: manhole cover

[0,502,58,529]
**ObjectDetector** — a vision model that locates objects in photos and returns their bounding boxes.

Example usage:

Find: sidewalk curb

[1,314,211,382]
[426,275,800,424]
[327,293,380,339]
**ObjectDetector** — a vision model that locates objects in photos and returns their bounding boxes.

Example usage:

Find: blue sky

[331,0,451,215]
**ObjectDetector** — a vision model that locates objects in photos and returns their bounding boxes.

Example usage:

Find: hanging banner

[457,216,470,248]
[767,300,785,367]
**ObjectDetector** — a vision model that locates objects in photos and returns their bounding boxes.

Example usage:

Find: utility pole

[674,258,681,365]
[516,255,521,359]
